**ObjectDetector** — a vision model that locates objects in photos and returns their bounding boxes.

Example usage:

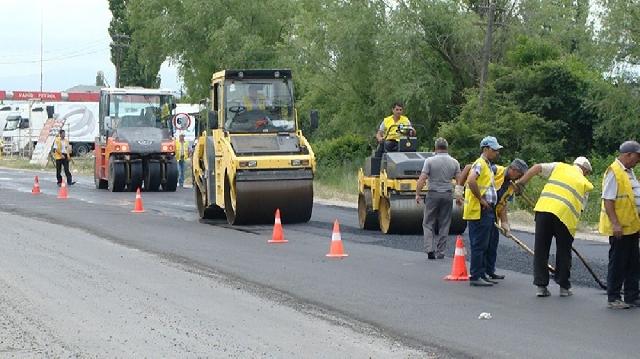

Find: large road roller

[192,69,317,224]
[357,125,466,234]
[94,88,179,192]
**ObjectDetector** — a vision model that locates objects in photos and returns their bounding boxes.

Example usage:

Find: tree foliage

[120,0,640,165]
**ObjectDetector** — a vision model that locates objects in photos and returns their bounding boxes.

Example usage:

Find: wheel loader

[357,125,466,234]
[94,88,179,192]
[192,69,317,224]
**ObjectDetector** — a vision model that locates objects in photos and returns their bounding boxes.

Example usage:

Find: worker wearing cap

[416,137,461,260]
[374,102,412,158]
[516,156,594,297]
[462,136,502,287]
[599,141,640,309]
[459,158,529,280]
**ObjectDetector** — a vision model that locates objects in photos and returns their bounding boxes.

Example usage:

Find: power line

[0,48,108,65]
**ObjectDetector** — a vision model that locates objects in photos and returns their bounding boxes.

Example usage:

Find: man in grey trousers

[416,137,462,259]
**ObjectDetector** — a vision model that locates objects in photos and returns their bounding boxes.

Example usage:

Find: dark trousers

[607,232,640,303]
[374,140,398,157]
[485,224,500,276]
[422,191,453,255]
[533,212,574,289]
[55,156,72,184]
[468,208,495,280]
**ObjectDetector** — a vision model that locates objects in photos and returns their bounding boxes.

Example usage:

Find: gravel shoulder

[0,211,425,358]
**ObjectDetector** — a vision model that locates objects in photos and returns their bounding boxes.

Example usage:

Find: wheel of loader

[358,188,379,230]
[449,199,467,235]
[144,161,161,192]
[378,194,423,234]
[162,159,178,192]
[94,161,107,189]
[195,179,225,219]
[108,160,126,192]
[128,161,143,192]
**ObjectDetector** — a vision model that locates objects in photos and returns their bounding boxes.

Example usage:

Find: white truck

[3,101,99,156]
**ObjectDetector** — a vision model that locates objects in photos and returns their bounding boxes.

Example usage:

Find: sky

[0,0,180,92]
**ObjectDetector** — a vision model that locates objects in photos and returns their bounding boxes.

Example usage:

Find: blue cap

[480,136,503,150]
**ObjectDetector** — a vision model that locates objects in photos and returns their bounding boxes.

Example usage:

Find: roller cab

[357,126,466,234]
[94,88,179,192]
[192,69,317,224]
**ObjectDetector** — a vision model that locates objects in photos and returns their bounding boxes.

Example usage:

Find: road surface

[0,167,635,358]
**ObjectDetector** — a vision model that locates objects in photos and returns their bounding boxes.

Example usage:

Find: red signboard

[12,91,62,101]
[0,90,5,100]
[67,92,100,102]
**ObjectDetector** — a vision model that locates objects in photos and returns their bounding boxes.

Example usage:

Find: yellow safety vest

[463,157,494,220]
[534,163,593,236]
[381,115,411,142]
[175,140,190,160]
[53,137,71,160]
[243,95,267,111]
[494,165,516,215]
[598,160,640,236]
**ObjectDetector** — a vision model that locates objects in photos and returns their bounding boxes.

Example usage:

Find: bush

[312,134,371,168]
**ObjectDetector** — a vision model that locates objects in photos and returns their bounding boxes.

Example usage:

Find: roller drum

[379,195,424,234]
[230,179,313,224]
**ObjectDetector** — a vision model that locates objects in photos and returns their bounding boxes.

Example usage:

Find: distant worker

[416,137,461,260]
[175,133,191,189]
[459,158,529,280]
[599,141,640,309]
[516,156,594,297]
[374,102,413,158]
[244,84,268,111]
[462,136,502,287]
[52,129,75,187]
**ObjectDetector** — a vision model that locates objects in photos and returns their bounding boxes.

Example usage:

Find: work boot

[482,276,499,284]
[470,278,493,287]
[427,252,435,260]
[536,286,551,297]
[608,300,631,309]
[68,181,76,186]
[436,253,445,259]
[487,273,505,280]
[624,298,640,307]
[560,287,573,297]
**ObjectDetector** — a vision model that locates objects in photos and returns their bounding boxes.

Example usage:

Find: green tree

[109,0,162,87]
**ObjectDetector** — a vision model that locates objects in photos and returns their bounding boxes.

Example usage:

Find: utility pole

[111,34,130,88]
[40,3,43,92]
[479,1,496,106]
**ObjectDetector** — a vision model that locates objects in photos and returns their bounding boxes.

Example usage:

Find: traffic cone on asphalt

[57,182,68,199]
[131,188,145,213]
[31,176,41,195]
[268,209,288,244]
[326,220,348,258]
[444,236,469,281]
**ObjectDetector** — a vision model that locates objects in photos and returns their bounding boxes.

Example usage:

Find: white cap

[573,156,592,173]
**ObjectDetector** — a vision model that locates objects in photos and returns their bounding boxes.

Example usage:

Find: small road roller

[357,125,466,234]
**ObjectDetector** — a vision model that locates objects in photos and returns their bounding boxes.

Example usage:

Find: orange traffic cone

[57,182,68,199]
[444,236,469,281]
[31,176,41,195]
[268,209,288,243]
[326,220,348,258]
[131,188,145,213]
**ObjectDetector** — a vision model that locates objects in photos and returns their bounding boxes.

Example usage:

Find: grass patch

[314,161,361,203]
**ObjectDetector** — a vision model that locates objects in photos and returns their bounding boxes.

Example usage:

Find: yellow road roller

[192,69,317,224]
[357,125,466,234]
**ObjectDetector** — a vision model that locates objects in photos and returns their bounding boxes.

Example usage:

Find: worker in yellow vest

[52,129,75,186]
[599,141,640,309]
[516,156,593,297]
[459,158,529,281]
[175,133,191,188]
[462,136,503,287]
[374,102,414,158]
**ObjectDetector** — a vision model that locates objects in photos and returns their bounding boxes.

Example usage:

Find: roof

[65,84,101,93]
[100,87,175,95]
[211,69,292,81]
